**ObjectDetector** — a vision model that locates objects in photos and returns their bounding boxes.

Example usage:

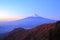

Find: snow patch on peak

[31,13,40,17]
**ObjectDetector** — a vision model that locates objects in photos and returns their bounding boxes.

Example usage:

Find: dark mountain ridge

[1,21,60,40]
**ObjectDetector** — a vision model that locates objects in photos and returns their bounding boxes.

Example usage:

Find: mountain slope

[1,21,60,40]
[0,16,56,33]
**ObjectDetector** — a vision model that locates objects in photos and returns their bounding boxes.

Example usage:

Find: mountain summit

[0,16,56,33]
[31,13,40,17]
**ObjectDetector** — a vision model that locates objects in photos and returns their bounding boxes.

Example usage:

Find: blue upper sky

[0,0,60,20]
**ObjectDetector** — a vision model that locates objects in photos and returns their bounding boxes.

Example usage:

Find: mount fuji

[0,14,56,33]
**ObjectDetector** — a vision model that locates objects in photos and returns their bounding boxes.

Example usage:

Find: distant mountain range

[1,21,60,40]
[0,16,56,33]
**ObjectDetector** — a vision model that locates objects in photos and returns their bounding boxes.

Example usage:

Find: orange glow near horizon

[0,9,25,21]
[0,17,24,21]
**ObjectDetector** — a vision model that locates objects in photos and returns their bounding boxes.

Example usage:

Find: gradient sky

[0,0,60,21]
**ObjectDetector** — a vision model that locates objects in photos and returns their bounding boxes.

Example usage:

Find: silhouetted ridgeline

[1,21,60,40]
